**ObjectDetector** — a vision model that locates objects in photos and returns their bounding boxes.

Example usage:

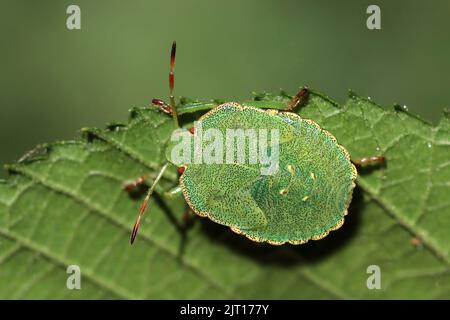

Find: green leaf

[0,91,449,299]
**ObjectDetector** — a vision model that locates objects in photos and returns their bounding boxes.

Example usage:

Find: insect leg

[162,185,197,228]
[123,175,148,193]
[352,156,386,168]
[177,101,220,115]
[285,86,310,111]
[151,98,173,114]
[182,208,196,226]
[164,185,182,199]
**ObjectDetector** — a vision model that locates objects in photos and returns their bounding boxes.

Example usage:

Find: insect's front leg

[151,99,174,115]
[152,98,219,118]
[123,166,186,194]
[164,185,182,199]
[124,170,195,225]
[177,101,219,115]
[164,184,197,226]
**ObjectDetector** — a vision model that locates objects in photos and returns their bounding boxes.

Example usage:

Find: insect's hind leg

[285,86,310,111]
[352,156,386,168]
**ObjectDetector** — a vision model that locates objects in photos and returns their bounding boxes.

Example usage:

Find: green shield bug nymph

[127,42,385,245]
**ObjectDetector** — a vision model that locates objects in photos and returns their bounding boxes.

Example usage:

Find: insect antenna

[130,163,169,244]
[169,41,179,128]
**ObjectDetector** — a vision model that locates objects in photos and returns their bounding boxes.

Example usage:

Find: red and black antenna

[130,163,169,244]
[130,41,179,245]
[151,41,179,127]
[168,41,179,127]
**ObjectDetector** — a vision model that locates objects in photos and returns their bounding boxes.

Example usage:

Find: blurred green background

[1,0,450,178]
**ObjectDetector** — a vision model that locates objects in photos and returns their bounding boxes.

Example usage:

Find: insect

[127,41,385,245]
